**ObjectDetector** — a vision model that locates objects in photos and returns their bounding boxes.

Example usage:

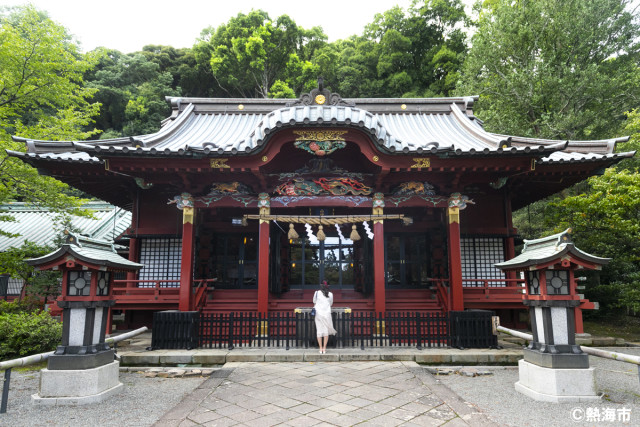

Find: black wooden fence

[151,310,497,350]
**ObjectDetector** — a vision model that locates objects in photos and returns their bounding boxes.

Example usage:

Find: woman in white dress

[313,280,337,354]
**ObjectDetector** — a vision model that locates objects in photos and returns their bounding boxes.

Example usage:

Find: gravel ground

[0,370,206,427]
[435,347,640,427]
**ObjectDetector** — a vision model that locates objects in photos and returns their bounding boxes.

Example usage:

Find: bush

[0,296,45,315]
[0,311,62,360]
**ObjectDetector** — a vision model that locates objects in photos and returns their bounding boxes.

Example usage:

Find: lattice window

[67,271,92,296]
[139,238,182,286]
[546,270,569,295]
[96,272,110,296]
[7,278,24,295]
[461,236,506,286]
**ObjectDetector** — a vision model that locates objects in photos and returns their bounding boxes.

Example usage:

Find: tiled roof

[9,95,634,164]
[0,202,131,252]
[495,229,610,270]
[27,232,142,271]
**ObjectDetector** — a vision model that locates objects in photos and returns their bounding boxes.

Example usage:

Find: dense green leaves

[0,6,97,232]
[458,0,640,140]
[0,241,61,304]
[0,311,62,359]
[196,10,325,98]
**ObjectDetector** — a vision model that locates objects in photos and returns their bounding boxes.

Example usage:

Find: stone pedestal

[32,361,122,405]
[515,359,601,403]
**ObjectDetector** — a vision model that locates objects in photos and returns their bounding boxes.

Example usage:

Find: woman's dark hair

[320,280,330,297]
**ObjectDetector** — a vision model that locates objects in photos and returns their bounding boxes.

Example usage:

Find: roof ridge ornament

[286,77,355,107]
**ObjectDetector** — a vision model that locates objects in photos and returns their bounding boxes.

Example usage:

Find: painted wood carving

[274,177,372,196]
[293,130,348,156]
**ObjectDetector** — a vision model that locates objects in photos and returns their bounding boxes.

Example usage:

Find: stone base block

[32,361,122,405]
[515,360,601,403]
[523,348,589,369]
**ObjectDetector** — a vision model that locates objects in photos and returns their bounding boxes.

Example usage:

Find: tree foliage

[458,0,640,139]
[196,10,325,98]
[0,6,98,232]
[314,0,468,98]
[0,311,62,359]
[0,241,61,304]
[84,49,180,137]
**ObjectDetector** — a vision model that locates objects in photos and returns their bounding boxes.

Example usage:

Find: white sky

[1,0,421,53]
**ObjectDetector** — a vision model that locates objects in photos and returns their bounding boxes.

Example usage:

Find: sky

[0,0,422,53]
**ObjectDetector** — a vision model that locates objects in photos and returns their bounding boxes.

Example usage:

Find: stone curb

[119,349,523,366]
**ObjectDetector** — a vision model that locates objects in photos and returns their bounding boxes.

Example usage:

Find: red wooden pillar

[179,206,195,311]
[257,193,271,314]
[574,308,585,334]
[447,206,464,311]
[126,237,138,282]
[373,221,385,313]
[372,193,386,314]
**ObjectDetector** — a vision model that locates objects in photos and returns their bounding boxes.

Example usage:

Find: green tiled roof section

[496,229,610,270]
[0,202,131,252]
[28,232,142,270]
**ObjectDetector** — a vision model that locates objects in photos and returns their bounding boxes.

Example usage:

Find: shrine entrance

[288,231,372,290]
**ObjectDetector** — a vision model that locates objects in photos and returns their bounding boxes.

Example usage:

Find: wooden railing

[193,279,216,310]
[462,279,525,302]
[112,280,181,305]
[111,279,217,309]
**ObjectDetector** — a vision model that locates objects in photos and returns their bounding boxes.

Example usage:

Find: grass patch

[583,315,640,342]
[13,361,47,372]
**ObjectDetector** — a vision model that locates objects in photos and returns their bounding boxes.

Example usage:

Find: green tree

[0,241,60,305]
[457,0,640,139]
[140,45,216,97]
[364,0,468,97]
[198,10,326,98]
[85,50,179,137]
[544,170,640,313]
[0,6,98,232]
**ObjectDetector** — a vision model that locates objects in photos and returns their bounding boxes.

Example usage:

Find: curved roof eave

[5,149,102,164]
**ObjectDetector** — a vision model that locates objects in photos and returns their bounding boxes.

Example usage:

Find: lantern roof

[27,231,143,272]
[495,229,610,271]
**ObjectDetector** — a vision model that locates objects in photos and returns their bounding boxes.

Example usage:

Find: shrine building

[8,84,633,330]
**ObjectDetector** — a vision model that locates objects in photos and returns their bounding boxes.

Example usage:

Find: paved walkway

[153,361,497,426]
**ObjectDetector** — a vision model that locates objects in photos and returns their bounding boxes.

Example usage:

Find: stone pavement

[153,361,497,427]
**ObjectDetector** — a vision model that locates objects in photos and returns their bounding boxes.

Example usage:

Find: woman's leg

[317,336,323,351]
[322,335,329,352]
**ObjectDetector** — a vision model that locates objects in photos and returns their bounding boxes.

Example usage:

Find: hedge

[0,311,62,360]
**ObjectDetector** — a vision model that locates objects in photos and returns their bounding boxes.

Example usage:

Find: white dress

[313,291,337,337]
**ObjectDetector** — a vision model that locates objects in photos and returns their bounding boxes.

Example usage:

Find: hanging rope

[350,224,361,241]
[243,214,407,225]
[288,223,299,240]
[317,225,326,241]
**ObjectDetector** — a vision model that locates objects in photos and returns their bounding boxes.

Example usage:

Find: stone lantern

[496,229,609,402]
[27,232,142,405]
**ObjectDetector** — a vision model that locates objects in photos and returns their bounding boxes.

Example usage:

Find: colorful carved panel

[448,192,475,210]
[391,181,436,196]
[207,182,253,195]
[274,177,372,196]
[168,192,194,210]
[293,130,348,156]
[373,192,385,208]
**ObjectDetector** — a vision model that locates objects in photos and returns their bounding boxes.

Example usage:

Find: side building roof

[495,229,611,271]
[27,232,142,271]
[0,202,131,252]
